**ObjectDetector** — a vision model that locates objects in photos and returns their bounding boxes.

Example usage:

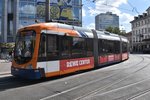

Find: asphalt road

[1,54,150,100]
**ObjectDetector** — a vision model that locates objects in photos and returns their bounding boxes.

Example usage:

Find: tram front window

[14,30,36,64]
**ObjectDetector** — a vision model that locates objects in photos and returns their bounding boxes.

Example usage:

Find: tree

[105,26,126,35]
[113,27,120,34]
[105,26,113,33]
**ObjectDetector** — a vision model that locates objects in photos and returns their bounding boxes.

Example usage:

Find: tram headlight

[26,64,33,69]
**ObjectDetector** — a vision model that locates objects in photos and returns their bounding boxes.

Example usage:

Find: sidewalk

[0,60,6,63]
[0,60,11,75]
[0,59,12,63]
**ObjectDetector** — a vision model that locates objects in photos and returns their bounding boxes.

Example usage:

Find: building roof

[146,6,150,11]
[131,7,150,23]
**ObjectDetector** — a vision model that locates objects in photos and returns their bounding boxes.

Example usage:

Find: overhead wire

[127,1,139,14]
[83,0,140,15]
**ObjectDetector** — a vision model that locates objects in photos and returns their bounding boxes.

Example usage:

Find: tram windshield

[14,30,36,64]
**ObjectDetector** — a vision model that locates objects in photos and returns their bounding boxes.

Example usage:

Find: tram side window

[47,35,59,60]
[107,40,114,54]
[98,39,102,55]
[104,40,108,55]
[99,39,108,55]
[98,39,105,55]
[61,36,72,58]
[122,42,127,53]
[86,38,93,56]
[38,34,47,61]
[72,37,86,57]
[114,41,120,54]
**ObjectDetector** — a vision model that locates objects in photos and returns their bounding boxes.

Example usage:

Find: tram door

[38,34,48,73]
[38,34,60,74]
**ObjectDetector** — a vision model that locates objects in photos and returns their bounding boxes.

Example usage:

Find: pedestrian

[9,51,12,57]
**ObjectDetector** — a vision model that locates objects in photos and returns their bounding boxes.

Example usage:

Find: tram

[11,22,129,79]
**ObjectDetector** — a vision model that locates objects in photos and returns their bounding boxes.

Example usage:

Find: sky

[82,0,150,33]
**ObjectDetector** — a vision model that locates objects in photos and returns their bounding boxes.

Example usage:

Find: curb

[0,72,11,75]
[0,60,6,63]
[0,60,11,63]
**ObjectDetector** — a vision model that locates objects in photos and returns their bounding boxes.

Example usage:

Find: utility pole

[45,0,50,22]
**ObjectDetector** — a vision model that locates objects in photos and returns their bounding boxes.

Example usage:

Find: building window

[0,0,2,17]
[148,19,150,24]
[19,1,36,19]
[132,23,134,28]
[135,23,136,28]
[148,28,150,33]
[142,28,144,34]
[0,19,1,40]
[0,0,2,40]
[145,28,147,34]
[134,31,136,35]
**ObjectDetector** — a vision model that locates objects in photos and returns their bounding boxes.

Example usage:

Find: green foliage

[0,43,15,49]
[105,26,126,35]
[0,43,15,53]
[113,27,120,34]
[105,26,113,33]
[0,43,15,48]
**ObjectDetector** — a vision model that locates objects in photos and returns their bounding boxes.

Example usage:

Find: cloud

[84,23,95,29]
[119,13,134,32]
[82,8,86,17]
[84,0,134,32]
[111,0,127,7]
[20,5,36,14]
[120,13,134,24]
[90,0,127,15]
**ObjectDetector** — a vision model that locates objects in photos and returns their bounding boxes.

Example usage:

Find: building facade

[0,0,82,43]
[95,12,119,30]
[123,31,132,52]
[130,7,150,52]
[0,0,19,43]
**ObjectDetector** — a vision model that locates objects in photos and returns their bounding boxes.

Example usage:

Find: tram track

[0,55,141,89]
[40,55,150,100]
[81,77,150,100]
[128,88,150,100]
[78,55,150,100]
[0,55,150,100]
[118,55,150,100]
